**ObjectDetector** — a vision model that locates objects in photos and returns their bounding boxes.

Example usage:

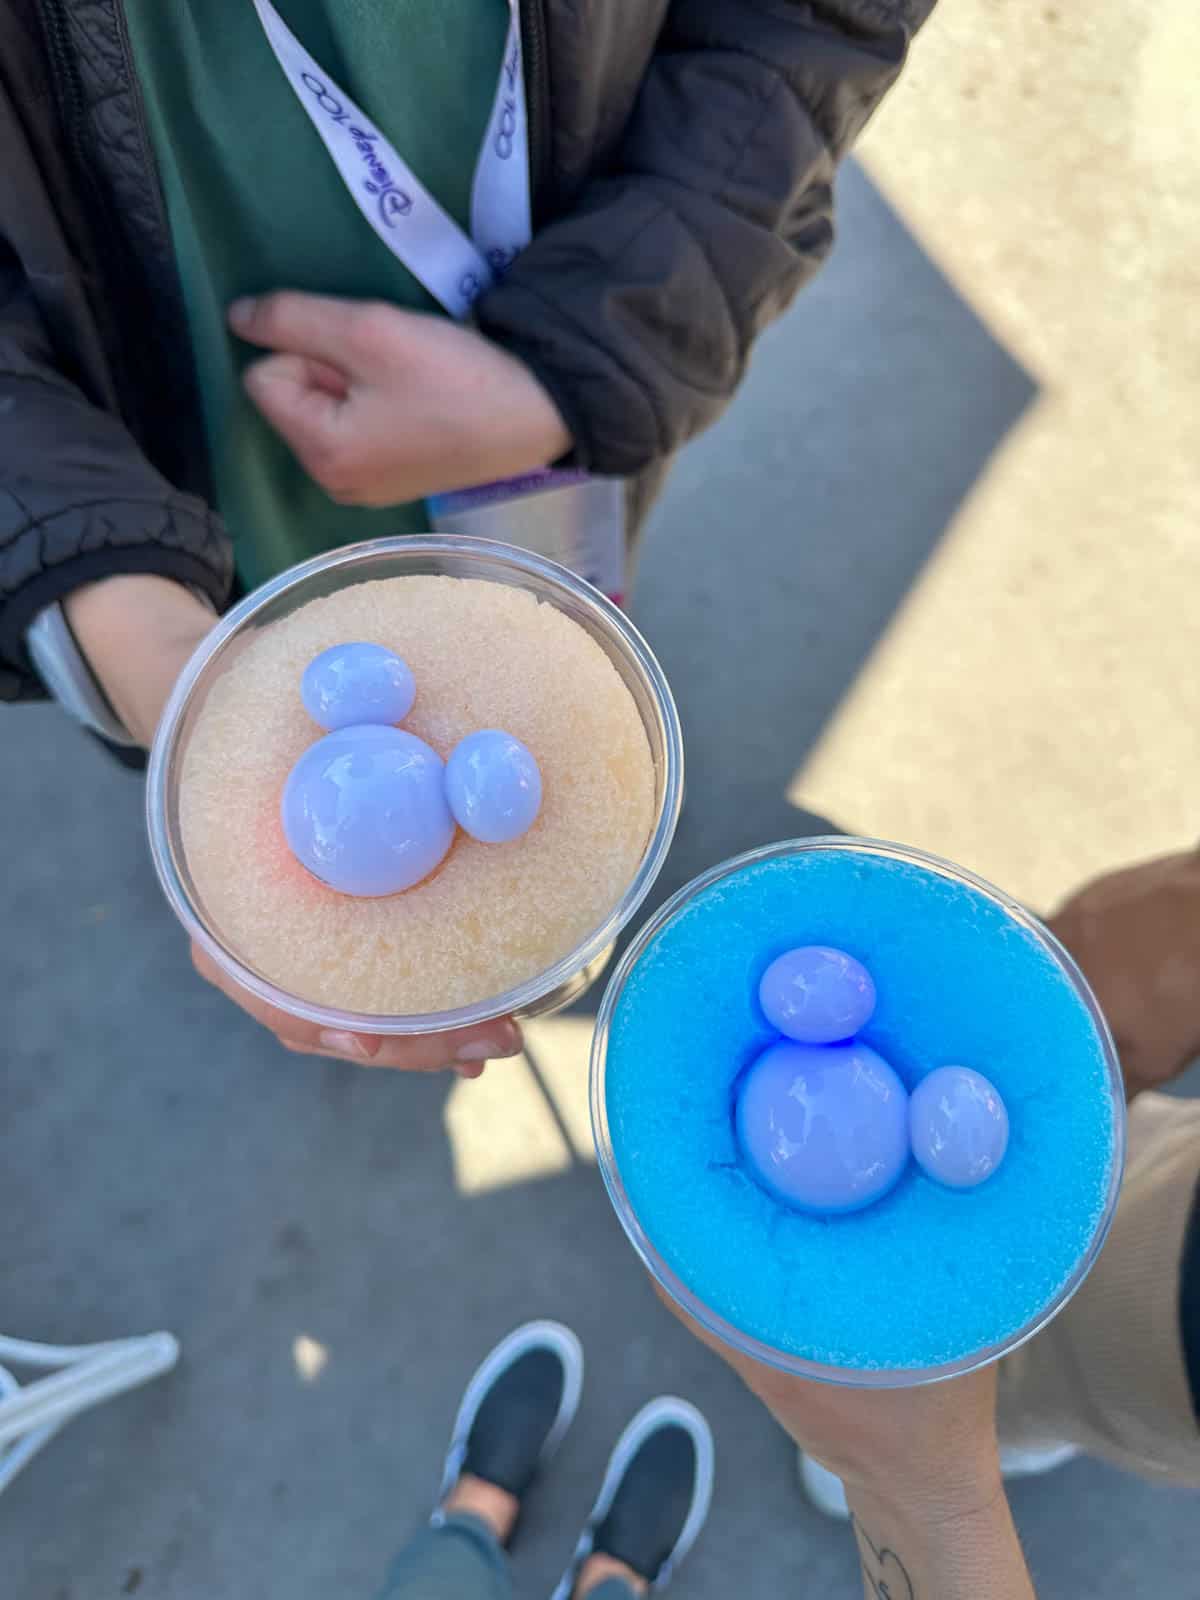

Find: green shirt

[125,0,507,590]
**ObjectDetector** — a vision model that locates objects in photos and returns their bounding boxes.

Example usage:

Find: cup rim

[589,834,1128,1388]
[146,535,684,1035]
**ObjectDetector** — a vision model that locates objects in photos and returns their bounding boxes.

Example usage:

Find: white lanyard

[250,0,532,320]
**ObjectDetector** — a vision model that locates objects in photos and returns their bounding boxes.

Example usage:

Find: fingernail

[320,1029,377,1061]
[454,1041,494,1063]
[455,1032,517,1063]
[454,1062,487,1080]
[228,296,256,329]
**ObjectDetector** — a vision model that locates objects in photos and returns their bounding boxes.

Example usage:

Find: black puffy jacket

[0,0,932,701]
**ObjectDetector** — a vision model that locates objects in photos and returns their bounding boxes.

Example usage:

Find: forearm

[847,1479,1035,1600]
[64,575,216,748]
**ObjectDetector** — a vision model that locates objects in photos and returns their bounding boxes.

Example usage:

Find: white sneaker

[998,1440,1081,1477]
[798,1452,850,1518]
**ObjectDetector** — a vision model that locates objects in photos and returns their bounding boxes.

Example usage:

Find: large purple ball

[281,724,454,896]
[301,642,415,731]
[909,1066,1009,1190]
[735,1039,910,1214]
[758,945,876,1043]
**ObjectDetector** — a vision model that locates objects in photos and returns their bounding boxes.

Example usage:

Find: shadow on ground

[628,161,1037,913]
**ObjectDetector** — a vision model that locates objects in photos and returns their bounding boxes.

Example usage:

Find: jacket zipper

[37,0,213,493]
[519,0,553,222]
[39,0,140,407]
[110,0,177,254]
[40,0,174,305]
[39,0,90,182]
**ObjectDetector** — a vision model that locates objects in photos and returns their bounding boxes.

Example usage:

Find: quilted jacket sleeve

[0,243,232,703]
[477,0,935,478]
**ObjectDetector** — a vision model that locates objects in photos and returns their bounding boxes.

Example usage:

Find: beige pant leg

[997,1091,1200,1484]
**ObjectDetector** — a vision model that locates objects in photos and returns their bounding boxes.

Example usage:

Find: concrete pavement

[5,3,1199,1594]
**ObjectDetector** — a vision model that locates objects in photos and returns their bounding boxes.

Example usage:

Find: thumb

[243,353,350,475]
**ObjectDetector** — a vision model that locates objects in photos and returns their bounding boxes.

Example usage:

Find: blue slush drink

[593,838,1125,1385]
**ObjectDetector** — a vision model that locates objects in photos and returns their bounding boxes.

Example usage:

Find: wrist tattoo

[851,1513,916,1600]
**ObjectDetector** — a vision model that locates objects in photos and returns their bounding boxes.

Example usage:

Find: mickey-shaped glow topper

[282,643,542,897]
[735,946,1009,1214]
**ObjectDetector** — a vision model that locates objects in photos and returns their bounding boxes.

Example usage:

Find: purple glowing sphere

[281,724,454,896]
[444,729,542,844]
[758,946,877,1044]
[909,1066,1009,1190]
[301,642,415,732]
[735,1039,910,1215]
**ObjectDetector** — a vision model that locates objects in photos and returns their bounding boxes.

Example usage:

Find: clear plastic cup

[590,836,1128,1387]
[147,535,683,1035]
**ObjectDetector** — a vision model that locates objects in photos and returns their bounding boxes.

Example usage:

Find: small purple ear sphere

[735,1039,910,1215]
[282,724,454,896]
[301,642,416,731]
[758,946,876,1043]
[909,1066,1009,1190]
[444,730,542,844]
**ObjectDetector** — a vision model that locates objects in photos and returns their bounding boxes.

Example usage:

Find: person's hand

[66,575,523,1076]
[664,1291,1034,1599]
[671,1294,1002,1524]
[1048,848,1200,1099]
[227,292,572,507]
[191,943,521,1077]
